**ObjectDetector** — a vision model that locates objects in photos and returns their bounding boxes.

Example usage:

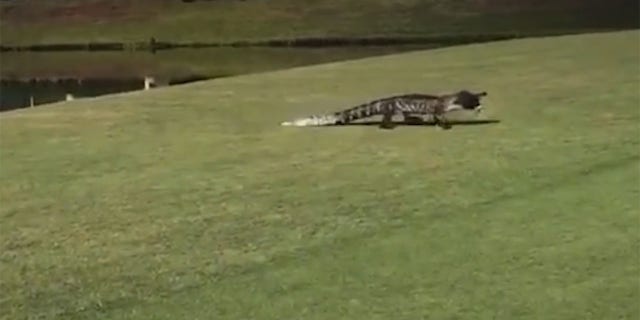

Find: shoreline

[1,29,630,52]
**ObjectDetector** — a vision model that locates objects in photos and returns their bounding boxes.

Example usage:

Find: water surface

[0,45,438,111]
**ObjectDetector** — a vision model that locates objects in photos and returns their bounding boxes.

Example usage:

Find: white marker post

[144,76,155,90]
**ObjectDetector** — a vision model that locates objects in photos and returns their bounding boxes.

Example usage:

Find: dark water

[0,45,437,111]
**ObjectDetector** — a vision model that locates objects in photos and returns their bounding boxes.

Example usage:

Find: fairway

[1,0,637,46]
[1,31,639,319]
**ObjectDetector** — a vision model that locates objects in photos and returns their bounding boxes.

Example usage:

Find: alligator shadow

[326,119,501,127]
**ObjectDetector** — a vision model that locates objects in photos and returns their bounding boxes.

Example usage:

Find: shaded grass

[1,0,637,45]
[0,30,639,319]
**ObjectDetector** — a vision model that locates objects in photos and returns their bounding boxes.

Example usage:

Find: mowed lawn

[1,0,637,46]
[1,31,639,319]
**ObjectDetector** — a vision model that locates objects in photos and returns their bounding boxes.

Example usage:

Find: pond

[0,45,439,111]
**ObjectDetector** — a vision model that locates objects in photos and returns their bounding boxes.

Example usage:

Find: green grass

[1,30,639,319]
[1,0,637,46]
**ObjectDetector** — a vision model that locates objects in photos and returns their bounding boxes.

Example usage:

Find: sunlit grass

[0,30,639,319]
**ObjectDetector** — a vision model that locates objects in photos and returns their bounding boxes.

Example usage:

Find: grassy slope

[1,0,638,45]
[1,30,639,319]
